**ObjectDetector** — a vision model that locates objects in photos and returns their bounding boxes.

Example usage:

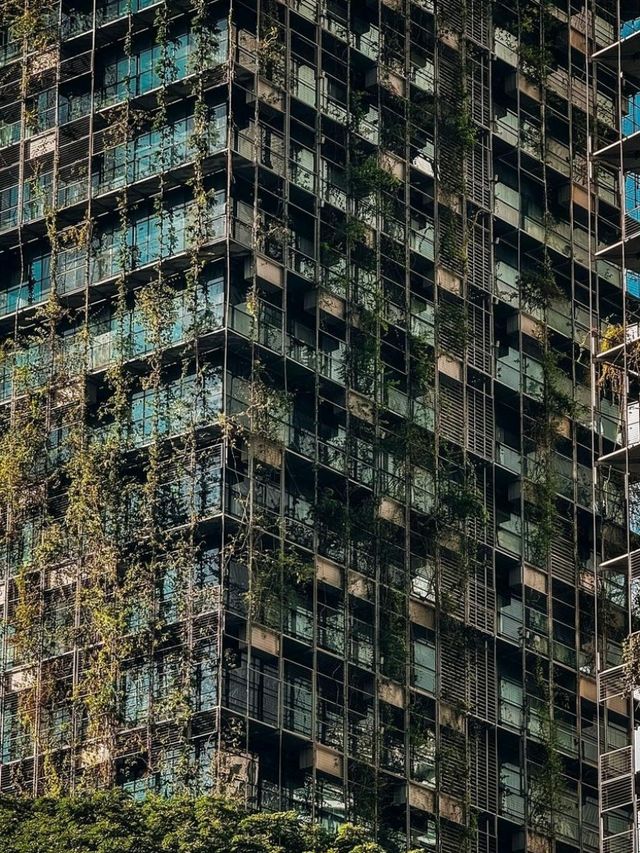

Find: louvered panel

[551,517,575,584]
[438,2,464,41]
[603,832,634,853]
[438,299,466,359]
[467,388,493,457]
[192,707,221,737]
[632,549,640,580]
[467,640,496,723]
[438,47,461,104]
[468,732,485,810]
[440,552,465,621]
[467,52,490,128]
[483,478,495,547]
[437,45,464,195]
[486,730,498,813]
[439,207,465,275]
[468,579,496,636]
[466,467,493,548]
[440,728,467,800]
[440,625,467,707]
[0,164,18,191]
[150,723,187,756]
[602,775,634,810]
[465,0,491,48]
[42,651,74,682]
[467,304,492,374]
[37,750,72,795]
[441,823,467,853]
[601,745,633,780]
[466,138,491,209]
[439,379,465,446]
[467,220,492,292]
[1,757,35,794]
[59,50,93,84]
[193,610,221,642]
[599,667,626,702]
[468,725,498,813]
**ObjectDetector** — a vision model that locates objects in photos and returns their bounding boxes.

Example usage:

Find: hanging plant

[598,322,639,400]
[622,633,640,696]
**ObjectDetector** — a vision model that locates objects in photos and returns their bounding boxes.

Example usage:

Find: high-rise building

[591,5,640,853]
[0,1,635,852]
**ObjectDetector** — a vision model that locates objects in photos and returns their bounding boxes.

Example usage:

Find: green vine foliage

[435,301,469,354]
[246,550,313,629]
[621,633,640,696]
[528,664,566,838]
[0,0,57,54]
[518,257,561,314]
[518,0,560,85]
[348,154,400,202]
[379,587,407,681]
[0,0,231,795]
[517,246,573,568]
[0,791,390,853]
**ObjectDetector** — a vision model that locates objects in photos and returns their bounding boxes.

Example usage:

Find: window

[500,762,524,819]
[499,677,523,729]
[0,184,18,230]
[101,23,227,107]
[194,650,218,711]
[293,61,316,105]
[283,666,312,736]
[121,664,150,726]
[411,627,436,693]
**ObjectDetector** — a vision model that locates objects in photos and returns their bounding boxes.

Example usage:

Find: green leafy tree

[0,791,391,853]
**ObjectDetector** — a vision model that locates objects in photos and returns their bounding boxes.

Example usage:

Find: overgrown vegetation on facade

[0,0,599,847]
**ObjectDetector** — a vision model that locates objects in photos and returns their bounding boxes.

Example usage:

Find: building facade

[592,5,640,853]
[0,1,634,852]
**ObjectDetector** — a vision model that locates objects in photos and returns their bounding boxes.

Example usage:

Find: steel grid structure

[0,2,630,853]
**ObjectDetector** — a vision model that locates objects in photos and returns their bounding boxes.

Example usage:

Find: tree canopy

[0,790,390,853]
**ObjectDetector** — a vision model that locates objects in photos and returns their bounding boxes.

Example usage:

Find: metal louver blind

[467,220,492,292]
[439,621,468,707]
[467,640,497,723]
[440,823,467,853]
[466,137,491,209]
[468,300,492,374]
[465,0,491,48]
[439,727,467,800]
[467,386,494,456]
[467,51,490,128]
[468,579,496,636]
[439,378,465,446]
[469,724,498,812]
[551,516,576,585]
[438,0,464,36]
[440,550,466,621]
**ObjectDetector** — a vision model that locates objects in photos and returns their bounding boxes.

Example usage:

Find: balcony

[598,401,640,472]
[0,115,227,238]
[596,221,640,273]
[594,130,640,172]
[593,28,640,87]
